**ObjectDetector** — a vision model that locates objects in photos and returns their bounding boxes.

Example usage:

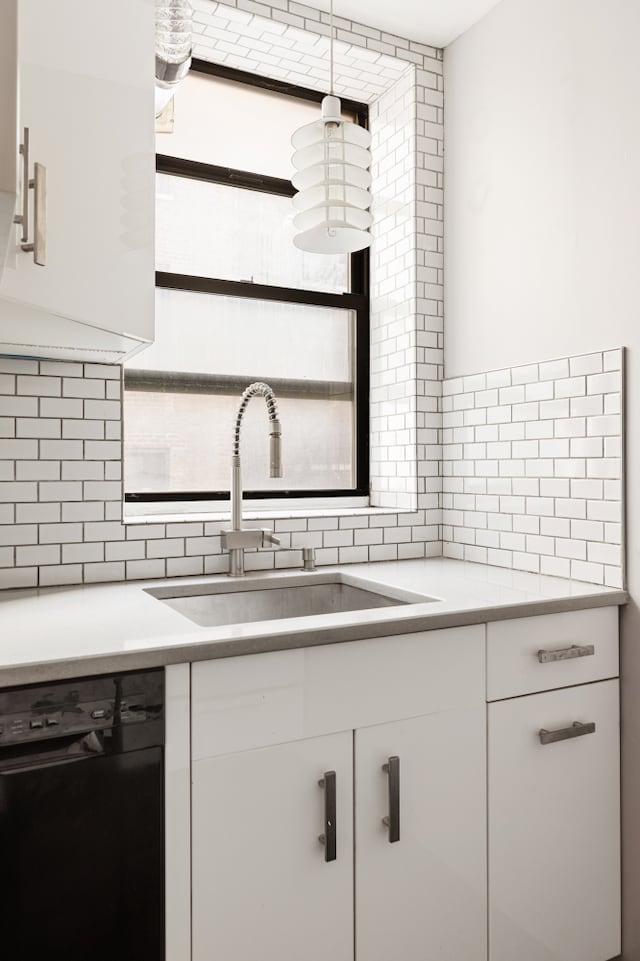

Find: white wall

[444,1,640,956]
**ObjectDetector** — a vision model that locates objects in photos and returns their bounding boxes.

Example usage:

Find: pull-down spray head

[269,419,283,478]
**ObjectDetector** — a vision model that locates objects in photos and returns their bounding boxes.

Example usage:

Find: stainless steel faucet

[221,382,282,577]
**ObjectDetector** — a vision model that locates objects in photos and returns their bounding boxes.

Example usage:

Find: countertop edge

[0,588,627,689]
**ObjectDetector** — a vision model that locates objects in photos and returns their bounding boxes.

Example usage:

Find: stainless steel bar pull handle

[382,756,400,843]
[13,127,47,266]
[21,161,46,266]
[539,721,596,745]
[318,771,337,862]
[13,127,29,243]
[537,643,595,663]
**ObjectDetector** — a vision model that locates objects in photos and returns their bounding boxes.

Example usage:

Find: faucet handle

[261,529,281,548]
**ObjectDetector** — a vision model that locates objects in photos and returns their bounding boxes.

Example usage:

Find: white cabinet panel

[487,606,619,701]
[489,680,620,961]
[0,0,18,275]
[164,664,191,961]
[191,625,485,759]
[0,0,154,348]
[192,730,354,961]
[355,708,487,961]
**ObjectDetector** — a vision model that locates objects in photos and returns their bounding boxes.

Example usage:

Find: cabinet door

[192,731,354,961]
[355,708,487,961]
[0,0,18,274]
[489,679,620,961]
[0,0,154,343]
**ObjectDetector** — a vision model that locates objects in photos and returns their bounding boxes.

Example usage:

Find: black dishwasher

[0,668,164,961]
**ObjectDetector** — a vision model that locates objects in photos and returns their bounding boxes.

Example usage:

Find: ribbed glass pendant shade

[155,0,193,118]
[291,95,373,253]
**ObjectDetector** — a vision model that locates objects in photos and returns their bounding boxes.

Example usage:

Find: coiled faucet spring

[232,382,281,463]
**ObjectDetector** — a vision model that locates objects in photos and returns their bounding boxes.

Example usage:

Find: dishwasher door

[0,745,164,961]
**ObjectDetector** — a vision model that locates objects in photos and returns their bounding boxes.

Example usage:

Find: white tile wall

[195,0,445,517]
[0,2,445,590]
[0,360,440,588]
[193,0,441,102]
[441,349,625,588]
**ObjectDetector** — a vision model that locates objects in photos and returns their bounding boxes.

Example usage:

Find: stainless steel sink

[146,573,436,628]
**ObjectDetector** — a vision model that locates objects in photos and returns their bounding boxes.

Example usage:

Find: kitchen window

[124,61,370,505]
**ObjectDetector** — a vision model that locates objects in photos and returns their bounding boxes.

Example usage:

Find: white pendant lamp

[291,1,373,253]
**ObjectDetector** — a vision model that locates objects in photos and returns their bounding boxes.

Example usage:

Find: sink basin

[147,573,437,628]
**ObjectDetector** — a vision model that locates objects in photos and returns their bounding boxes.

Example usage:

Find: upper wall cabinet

[0,0,155,363]
[0,0,18,274]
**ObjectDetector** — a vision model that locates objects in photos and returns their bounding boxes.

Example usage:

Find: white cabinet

[170,607,621,961]
[488,679,621,961]
[0,0,155,361]
[189,625,487,961]
[191,713,486,961]
[0,0,18,275]
[486,607,619,701]
[192,732,354,961]
[355,709,486,961]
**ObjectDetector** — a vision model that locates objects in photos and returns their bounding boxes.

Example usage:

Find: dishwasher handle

[0,730,105,774]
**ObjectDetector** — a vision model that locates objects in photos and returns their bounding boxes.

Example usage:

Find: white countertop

[0,558,626,687]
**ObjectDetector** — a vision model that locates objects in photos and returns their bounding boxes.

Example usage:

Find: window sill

[122,497,418,526]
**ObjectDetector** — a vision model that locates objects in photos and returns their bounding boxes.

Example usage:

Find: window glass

[156,175,348,293]
[126,67,367,500]
[157,73,324,179]
[134,289,354,383]
[125,393,354,494]
[124,289,356,493]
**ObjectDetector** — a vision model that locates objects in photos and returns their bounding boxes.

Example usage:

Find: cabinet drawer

[488,680,620,961]
[486,606,618,701]
[192,625,485,759]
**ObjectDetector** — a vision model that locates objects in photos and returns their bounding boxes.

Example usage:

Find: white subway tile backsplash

[1,440,38,459]
[571,559,604,583]
[83,561,125,584]
[17,375,60,397]
[441,348,624,586]
[39,397,83,418]
[38,523,83,544]
[40,440,84,460]
[39,482,82,502]
[39,564,83,587]
[555,538,587,560]
[604,350,622,371]
[62,542,104,564]
[0,567,37,589]
[16,418,61,438]
[587,371,621,394]
[17,503,61,524]
[84,400,121,420]
[0,482,37,502]
[569,353,602,377]
[61,502,104,522]
[63,378,105,399]
[16,544,61,567]
[0,524,37,546]
[539,358,569,381]
[587,415,621,436]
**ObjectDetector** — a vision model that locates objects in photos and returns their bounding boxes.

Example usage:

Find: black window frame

[125,60,370,505]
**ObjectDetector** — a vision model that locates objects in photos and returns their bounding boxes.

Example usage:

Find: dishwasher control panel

[0,669,163,746]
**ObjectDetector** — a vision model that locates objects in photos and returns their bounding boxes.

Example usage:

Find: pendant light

[291,0,373,253]
[155,1,193,118]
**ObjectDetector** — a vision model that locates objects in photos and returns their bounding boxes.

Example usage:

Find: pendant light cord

[329,0,334,95]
